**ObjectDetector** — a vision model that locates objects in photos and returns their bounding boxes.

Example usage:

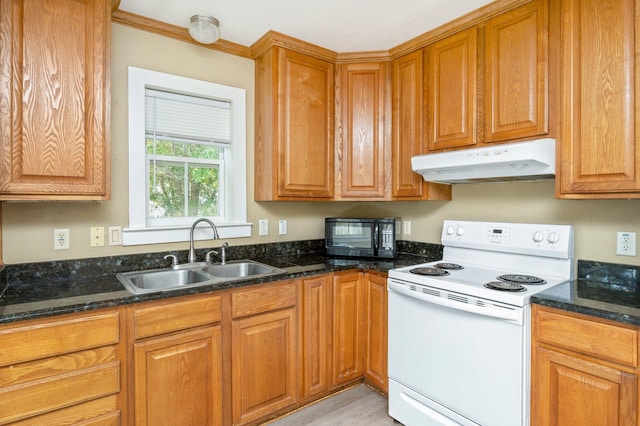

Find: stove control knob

[456,226,465,236]
[547,231,560,244]
[532,231,544,242]
[446,225,456,235]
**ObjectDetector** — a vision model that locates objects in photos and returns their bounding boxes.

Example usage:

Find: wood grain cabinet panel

[426,26,478,151]
[392,50,451,201]
[0,0,110,199]
[532,305,639,425]
[254,46,335,200]
[363,272,388,392]
[534,346,637,425]
[425,0,548,152]
[133,294,222,339]
[133,326,223,426]
[0,309,123,425]
[332,271,364,387]
[336,62,387,199]
[130,293,224,426]
[557,0,640,197]
[300,274,332,400]
[232,308,297,425]
[484,0,548,142]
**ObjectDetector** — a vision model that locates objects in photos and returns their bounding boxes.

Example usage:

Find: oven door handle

[388,280,523,324]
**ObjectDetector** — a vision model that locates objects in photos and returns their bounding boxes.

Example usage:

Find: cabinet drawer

[5,396,118,426]
[134,294,222,339]
[232,281,297,318]
[0,311,120,366]
[0,362,120,424]
[535,307,638,367]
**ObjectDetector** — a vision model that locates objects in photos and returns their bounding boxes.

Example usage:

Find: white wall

[3,24,640,266]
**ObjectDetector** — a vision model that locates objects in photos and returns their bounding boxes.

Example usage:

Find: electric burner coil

[434,263,463,270]
[498,274,546,285]
[484,281,527,292]
[410,267,450,276]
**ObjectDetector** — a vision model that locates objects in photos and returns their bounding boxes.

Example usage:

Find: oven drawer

[535,306,638,367]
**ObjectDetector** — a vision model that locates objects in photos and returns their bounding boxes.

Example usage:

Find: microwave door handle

[373,223,379,254]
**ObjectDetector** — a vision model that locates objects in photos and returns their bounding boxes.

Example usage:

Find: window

[124,67,250,245]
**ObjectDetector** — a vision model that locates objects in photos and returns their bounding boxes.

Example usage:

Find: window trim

[124,66,250,246]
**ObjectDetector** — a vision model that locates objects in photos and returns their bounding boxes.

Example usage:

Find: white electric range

[388,220,574,426]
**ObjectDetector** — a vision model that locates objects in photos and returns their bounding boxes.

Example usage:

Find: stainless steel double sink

[117,260,287,294]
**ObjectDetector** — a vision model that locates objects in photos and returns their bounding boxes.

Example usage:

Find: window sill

[122,222,252,246]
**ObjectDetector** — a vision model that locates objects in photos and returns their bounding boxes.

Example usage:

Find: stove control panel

[441,220,574,259]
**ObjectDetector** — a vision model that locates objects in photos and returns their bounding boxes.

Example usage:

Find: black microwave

[325,218,400,259]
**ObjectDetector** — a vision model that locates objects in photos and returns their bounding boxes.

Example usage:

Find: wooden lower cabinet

[231,281,298,425]
[0,309,124,425]
[332,271,365,387]
[0,270,390,425]
[364,272,388,392]
[134,326,223,426]
[532,305,639,425]
[130,294,223,426]
[300,274,332,400]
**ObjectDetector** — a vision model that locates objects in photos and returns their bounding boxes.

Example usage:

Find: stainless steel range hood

[411,138,556,184]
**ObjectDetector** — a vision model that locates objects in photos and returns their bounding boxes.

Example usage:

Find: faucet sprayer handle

[205,250,218,263]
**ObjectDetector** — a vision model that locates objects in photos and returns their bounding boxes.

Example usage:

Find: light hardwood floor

[264,384,398,426]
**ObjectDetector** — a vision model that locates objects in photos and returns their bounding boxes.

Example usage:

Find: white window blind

[145,88,231,144]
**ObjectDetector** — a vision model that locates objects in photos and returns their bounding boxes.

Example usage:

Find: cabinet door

[255,46,335,200]
[558,0,640,197]
[337,62,387,199]
[300,274,332,400]
[391,51,452,201]
[484,0,548,142]
[232,308,297,425]
[533,346,637,425]
[364,273,388,392]
[332,271,364,387]
[426,27,478,151]
[0,0,109,199]
[133,326,223,426]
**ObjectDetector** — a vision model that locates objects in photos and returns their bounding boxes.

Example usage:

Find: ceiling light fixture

[188,15,220,44]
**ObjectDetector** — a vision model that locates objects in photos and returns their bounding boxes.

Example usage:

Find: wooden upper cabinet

[0,0,110,200]
[426,26,478,151]
[425,0,548,153]
[557,0,640,198]
[484,0,548,142]
[391,50,451,200]
[336,62,388,200]
[254,45,335,200]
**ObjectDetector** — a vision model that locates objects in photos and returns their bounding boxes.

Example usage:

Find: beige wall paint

[3,24,640,267]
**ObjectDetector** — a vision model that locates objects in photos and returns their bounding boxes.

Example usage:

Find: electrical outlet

[279,219,288,235]
[54,229,69,250]
[90,226,105,247]
[259,219,269,236]
[616,231,637,256]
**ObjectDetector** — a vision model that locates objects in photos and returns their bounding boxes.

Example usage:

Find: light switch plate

[279,219,287,235]
[259,219,268,236]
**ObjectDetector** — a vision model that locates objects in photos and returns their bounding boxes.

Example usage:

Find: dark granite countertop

[0,240,440,325]
[532,260,640,326]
